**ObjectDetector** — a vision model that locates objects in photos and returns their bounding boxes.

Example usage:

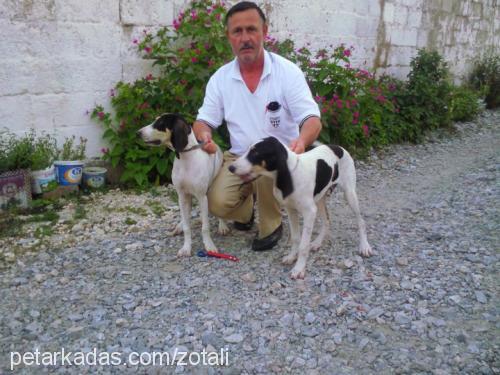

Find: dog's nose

[228,165,236,174]
[136,130,142,137]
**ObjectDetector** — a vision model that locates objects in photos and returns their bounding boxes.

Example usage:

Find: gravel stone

[0,110,498,373]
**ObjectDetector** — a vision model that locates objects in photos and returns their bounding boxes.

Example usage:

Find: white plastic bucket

[31,166,57,194]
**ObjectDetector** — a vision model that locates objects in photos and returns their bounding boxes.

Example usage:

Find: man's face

[226,9,268,66]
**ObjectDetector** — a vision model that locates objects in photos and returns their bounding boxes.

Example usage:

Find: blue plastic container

[54,161,84,186]
[82,167,107,189]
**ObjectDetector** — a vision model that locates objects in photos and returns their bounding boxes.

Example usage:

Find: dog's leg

[282,208,300,265]
[198,195,218,252]
[177,191,193,257]
[290,205,317,279]
[170,222,183,236]
[217,219,230,235]
[310,196,329,252]
[343,187,373,257]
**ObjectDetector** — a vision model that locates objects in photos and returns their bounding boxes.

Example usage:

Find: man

[193,1,321,251]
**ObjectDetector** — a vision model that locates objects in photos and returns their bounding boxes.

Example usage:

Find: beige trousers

[208,151,282,239]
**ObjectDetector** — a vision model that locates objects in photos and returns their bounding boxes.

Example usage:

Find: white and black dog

[138,113,229,257]
[229,136,373,279]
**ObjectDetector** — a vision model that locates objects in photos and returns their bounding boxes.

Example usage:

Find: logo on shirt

[266,101,281,128]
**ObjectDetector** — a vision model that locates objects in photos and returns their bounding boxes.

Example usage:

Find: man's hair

[224,1,267,26]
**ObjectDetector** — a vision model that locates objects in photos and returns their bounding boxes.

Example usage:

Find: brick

[120,0,174,26]
[55,0,119,23]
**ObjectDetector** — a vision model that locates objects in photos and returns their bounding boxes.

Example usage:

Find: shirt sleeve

[196,74,224,129]
[283,64,320,127]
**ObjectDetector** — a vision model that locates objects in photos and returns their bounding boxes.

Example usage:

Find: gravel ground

[0,110,498,374]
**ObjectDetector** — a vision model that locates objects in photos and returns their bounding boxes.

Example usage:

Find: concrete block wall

[0,0,498,157]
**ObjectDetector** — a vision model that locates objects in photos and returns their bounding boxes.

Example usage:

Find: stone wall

[0,0,498,156]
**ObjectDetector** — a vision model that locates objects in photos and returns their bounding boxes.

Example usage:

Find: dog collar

[180,140,206,153]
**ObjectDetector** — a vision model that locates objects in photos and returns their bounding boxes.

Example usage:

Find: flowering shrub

[267,40,401,155]
[92,0,232,186]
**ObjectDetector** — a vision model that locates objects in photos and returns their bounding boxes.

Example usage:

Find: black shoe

[252,224,283,251]
[234,210,254,231]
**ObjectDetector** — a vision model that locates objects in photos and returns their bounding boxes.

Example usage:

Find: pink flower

[191,11,198,20]
[336,100,343,109]
[353,111,360,118]
[146,73,153,81]
[376,94,386,104]
[343,49,351,57]
[132,39,138,44]
[352,117,359,125]
[144,46,152,54]
[215,13,221,21]
[97,111,105,120]
[207,59,215,67]
[191,57,198,63]
[101,148,109,154]
[362,124,369,137]
[173,19,180,30]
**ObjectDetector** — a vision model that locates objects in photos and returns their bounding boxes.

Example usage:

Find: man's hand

[200,133,217,154]
[289,116,322,154]
[289,138,306,154]
[194,120,217,154]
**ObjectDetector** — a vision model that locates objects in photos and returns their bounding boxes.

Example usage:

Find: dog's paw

[310,240,322,252]
[358,243,373,257]
[170,223,183,236]
[282,253,297,265]
[217,220,230,235]
[290,265,306,280]
[203,240,218,253]
[177,247,191,257]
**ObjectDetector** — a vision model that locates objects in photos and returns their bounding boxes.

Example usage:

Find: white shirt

[197,50,320,155]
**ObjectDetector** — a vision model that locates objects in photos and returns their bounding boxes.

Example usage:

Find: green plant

[397,49,452,137]
[92,0,232,187]
[0,129,58,173]
[58,136,87,161]
[449,86,481,121]
[30,132,58,170]
[468,53,500,109]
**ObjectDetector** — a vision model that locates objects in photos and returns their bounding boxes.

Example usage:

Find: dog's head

[137,113,191,153]
[229,136,294,197]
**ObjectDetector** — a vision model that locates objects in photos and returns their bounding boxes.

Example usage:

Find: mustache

[240,42,254,51]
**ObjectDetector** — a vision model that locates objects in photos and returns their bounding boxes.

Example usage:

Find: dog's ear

[274,142,294,199]
[171,117,190,156]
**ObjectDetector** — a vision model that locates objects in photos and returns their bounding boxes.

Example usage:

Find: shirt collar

[231,50,272,81]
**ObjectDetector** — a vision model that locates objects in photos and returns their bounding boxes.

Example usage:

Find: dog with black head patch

[229,136,372,279]
[138,113,229,257]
